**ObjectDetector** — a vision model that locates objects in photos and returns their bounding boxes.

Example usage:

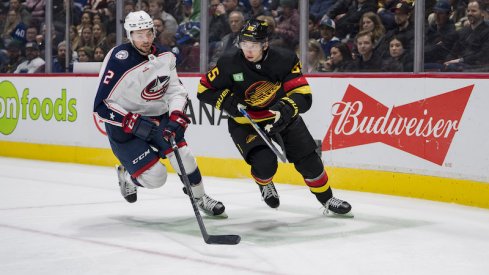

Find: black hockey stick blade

[205,234,241,245]
[169,136,241,245]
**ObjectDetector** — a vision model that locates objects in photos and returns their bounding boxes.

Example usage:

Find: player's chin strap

[238,104,287,163]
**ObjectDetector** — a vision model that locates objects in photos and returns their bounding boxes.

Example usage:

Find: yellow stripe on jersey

[286,85,311,97]
[197,82,208,94]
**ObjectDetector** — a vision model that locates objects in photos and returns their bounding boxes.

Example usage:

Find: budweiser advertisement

[322,84,473,165]
[303,77,488,182]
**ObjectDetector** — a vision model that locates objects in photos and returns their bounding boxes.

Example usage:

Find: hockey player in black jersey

[93,11,226,217]
[198,19,352,216]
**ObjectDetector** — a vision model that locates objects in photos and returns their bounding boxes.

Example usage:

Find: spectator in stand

[0,40,24,73]
[167,0,184,22]
[158,29,181,61]
[377,0,400,31]
[177,0,195,23]
[353,30,382,71]
[378,1,414,59]
[209,10,245,67]
[77,11,92,36]
[70,25,81,52]
[76,46,94,62]
[424,0,458,66]
[92,12,103,26]
[309,14,321,40]
[153,18,166,38]
[450,0,468,26]
[381,35,413,71]
[92,22,106,47]
[305,39,328,72]
[209,0,231,43]
[244,0,271,20]
[148,0,178,34]
[83,0,114,20]
[136,0,150,13]
[124,0,135,17]
[274,0,300,50]
[359,12,386,50]
[25,25,38,44]
[14,41,45,73]
[9,0,31,26]
[324,42,356,72]
[444,0,489,71]
[52,41,73,73]
[25,0,45,26]
[93,45,107,62]
[310,0,335,21]
[318,18,340,59]
[223,0,245,17]
[326,0,377,40]
[2,9,26,45]
[79,25,95,50]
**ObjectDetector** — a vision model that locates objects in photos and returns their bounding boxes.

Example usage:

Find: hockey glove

[265,97,299,135]
[122,112,157,141]
[163,110,191,141]
[217,90,240,117]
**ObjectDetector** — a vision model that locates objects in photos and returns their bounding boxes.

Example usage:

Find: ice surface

[1,157,488,275]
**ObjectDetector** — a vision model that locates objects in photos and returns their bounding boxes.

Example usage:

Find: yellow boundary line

[1,141,488,209]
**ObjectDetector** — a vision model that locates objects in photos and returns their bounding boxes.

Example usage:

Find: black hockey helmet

[239,19,269,43]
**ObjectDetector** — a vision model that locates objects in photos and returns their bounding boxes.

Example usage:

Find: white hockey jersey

[94,43,188,127]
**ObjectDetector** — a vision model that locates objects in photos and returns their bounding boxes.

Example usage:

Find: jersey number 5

[207,67,219,82]
[103,70,115,84]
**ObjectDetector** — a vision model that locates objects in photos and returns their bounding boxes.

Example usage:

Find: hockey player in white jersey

[93,11,226,217]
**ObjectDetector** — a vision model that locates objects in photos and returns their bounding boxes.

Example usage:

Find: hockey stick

[237,104,287,163]
[169,136,241,245]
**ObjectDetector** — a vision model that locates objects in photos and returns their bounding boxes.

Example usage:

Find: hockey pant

[105,118,206,198]
[229,116,332,201]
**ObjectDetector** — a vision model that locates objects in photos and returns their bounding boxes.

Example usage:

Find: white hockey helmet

[124,11,155,44]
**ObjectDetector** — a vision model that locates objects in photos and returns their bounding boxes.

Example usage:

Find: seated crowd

[0,0,488,73]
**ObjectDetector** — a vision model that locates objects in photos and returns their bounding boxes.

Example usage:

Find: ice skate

[183,187,227,218]
[323,197,353,217]
[116,165,137,203]
[258,182,280,208]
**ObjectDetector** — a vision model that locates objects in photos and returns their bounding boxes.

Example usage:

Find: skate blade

[202,211,228,219]
[324,211,354,218]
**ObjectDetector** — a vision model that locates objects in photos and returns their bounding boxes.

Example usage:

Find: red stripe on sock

[304,171,328,188]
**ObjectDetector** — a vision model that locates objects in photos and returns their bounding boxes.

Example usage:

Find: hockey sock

[304,170,332,204]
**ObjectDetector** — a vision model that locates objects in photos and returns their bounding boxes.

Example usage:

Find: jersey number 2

[103,70,115,84]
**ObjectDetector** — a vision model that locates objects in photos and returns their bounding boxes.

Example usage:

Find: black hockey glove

[217,90,241,117]
[265,97,299,135]
[122,112,158,141]
[163,110,191,141]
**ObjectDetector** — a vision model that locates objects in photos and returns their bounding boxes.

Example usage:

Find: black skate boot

[116,165,137,203]
[323,197,353,217]
[183,187,227,218]
[257,182,280,208]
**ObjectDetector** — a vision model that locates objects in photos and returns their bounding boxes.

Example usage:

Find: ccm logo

[132,149,151,164]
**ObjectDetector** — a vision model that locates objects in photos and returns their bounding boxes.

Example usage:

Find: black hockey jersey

[197,48,312,124]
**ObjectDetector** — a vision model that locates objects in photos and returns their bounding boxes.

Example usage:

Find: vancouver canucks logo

[141,75,170,100]
[244,81,281,108]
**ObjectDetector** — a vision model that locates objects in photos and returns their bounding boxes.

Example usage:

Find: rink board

[0,74,488,208]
